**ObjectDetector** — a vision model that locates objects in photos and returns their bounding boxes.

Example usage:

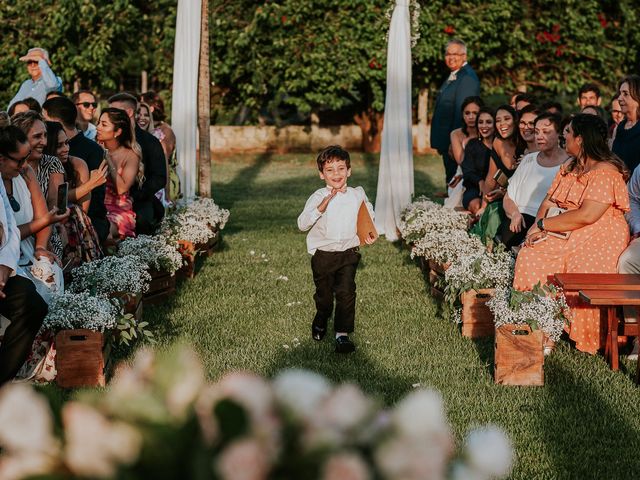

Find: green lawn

[142,152,640,480]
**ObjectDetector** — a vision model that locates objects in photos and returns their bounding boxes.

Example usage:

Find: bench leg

[608,306,619,371]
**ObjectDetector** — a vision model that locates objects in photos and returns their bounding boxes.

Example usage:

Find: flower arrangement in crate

[116,235,183,276]
[69,255,151,297]
[488,283,570,347]
[398,196,468,244]
[0,346,513,480]
[410,229,484,266]
[43,292,120,333]
[176,196,230,232]
[443,247,515,323]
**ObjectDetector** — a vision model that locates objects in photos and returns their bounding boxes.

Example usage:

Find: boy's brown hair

[316,145,350,172]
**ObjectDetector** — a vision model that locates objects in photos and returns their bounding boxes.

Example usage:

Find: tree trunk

[197,0,211,197]
[354,109,384,153]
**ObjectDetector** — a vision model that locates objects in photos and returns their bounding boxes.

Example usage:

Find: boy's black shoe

[312,324,326,341]
[335,335,355,353]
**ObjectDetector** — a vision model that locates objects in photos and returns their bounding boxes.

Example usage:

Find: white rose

[464,426,513,478]
[216,438,271,480]
[273,369,330,419]
[322,452,371,480]
[392,389,450,439]
[0,384,58,454]
[63,403,142,478]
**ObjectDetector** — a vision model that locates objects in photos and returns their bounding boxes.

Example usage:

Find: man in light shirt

[72,90,98,141]
[0,125,48,385]
[7,47,62,110]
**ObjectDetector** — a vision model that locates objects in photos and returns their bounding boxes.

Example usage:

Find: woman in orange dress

[513,114,630,354]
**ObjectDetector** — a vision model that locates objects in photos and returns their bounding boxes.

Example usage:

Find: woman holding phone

[96,108,142,240]
[44,121,106,272]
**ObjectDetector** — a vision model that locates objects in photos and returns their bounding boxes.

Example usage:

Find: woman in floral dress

[514,114,630,354]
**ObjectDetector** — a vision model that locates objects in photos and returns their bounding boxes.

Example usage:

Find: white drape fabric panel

[374,0,414,241]
[171,0,202,199]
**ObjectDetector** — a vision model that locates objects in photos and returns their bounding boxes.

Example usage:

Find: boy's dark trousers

[311,247,361,333]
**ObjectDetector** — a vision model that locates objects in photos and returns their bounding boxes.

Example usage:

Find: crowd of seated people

[448,77,640,357]
[0,47,180,385]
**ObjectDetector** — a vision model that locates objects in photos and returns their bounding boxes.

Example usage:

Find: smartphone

[56,182,68,214]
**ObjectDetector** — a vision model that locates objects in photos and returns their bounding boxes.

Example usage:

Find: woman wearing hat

[7,47,62,111]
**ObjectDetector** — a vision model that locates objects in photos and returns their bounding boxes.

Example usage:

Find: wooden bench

[554,274,640,376]
[579,290,640,382]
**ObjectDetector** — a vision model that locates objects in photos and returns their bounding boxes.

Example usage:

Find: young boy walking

[297,145,375,353]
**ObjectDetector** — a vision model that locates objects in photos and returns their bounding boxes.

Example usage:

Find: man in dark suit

[430,39,480,184]
[108,93,167,235]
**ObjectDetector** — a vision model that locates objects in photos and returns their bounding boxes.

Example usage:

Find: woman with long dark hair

[612,75,640,173]
[461,107,494,215]
[96,107,143,240]
[514,114,630,354]
[44,121,106,273]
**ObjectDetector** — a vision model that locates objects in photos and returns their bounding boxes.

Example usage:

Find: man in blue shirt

[7,48,62,110]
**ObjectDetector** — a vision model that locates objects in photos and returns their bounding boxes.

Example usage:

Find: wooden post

[197,0,211,197]
[416,88,429,153]
[141,70,148,93]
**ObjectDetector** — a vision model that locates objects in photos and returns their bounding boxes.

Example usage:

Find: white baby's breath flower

[463,426,513,478]
[43,292,119,332]
[117,234,183,274]
[411,230,484,264]
[273,369,331,419]
[399,197,468,243]
[69,255,151,296]
[175,196,230,231]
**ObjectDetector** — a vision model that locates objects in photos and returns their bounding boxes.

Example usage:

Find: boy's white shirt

[297,185,374,255]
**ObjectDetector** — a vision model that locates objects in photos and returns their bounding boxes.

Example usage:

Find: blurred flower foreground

[0,346,513,480]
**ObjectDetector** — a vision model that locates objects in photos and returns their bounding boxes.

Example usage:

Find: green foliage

[116,313,155,347]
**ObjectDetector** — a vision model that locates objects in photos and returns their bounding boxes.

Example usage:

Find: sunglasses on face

[26,60,39,66]
[76,102,97,109]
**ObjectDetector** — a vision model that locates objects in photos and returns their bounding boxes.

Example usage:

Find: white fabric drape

[374,0,414,241]
[171,0,202,199]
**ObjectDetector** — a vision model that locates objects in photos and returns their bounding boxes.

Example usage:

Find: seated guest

[445,96,483,208]
[10,111,64,259]
[612,75,640,173]
[44,121,105,272]
[42,96,109,243]
[577,83,601,109]
[541,101,563,115]
[518,104,540,155]
[515,93,537,112]
[471,105,525,242]
[0,125,48,385]
[108,93,166,234]
[608,94,624,137]
[498,112,567,249]
[461,107,494,215]
[71,90,98,141]
[8,97,42,117]
[141,91,180,201]
[515,114,630,354]
[97,108,142,240]
[581,105,607,120]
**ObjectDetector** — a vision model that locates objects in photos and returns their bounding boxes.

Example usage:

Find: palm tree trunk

[197,0,211,197]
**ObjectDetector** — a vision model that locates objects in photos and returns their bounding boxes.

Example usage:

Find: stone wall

[210,124,435,154]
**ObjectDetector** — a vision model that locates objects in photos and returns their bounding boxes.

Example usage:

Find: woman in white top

[498,112,568,249]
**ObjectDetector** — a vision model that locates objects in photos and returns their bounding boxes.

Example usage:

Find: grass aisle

[147,153,640,479]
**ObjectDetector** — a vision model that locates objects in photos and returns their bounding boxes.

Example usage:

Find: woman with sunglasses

[44,121,105,274]
[10,110,65,259]
[0,125,68,296]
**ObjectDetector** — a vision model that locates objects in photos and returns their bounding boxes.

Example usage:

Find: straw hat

[19,47,51,66]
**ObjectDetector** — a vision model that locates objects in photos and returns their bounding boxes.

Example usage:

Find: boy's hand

[317,188,339,213]
[364,232,378,245]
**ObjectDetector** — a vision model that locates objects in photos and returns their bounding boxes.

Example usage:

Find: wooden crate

[430,285,444,301]
[55,329,106,388]
[461,289,495,338]
[143,269,176,305]
[177,254,195,280]
[429,269,444,287]
[111,292,143,320]
[494,324,544,386]
[428,259,448,275]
